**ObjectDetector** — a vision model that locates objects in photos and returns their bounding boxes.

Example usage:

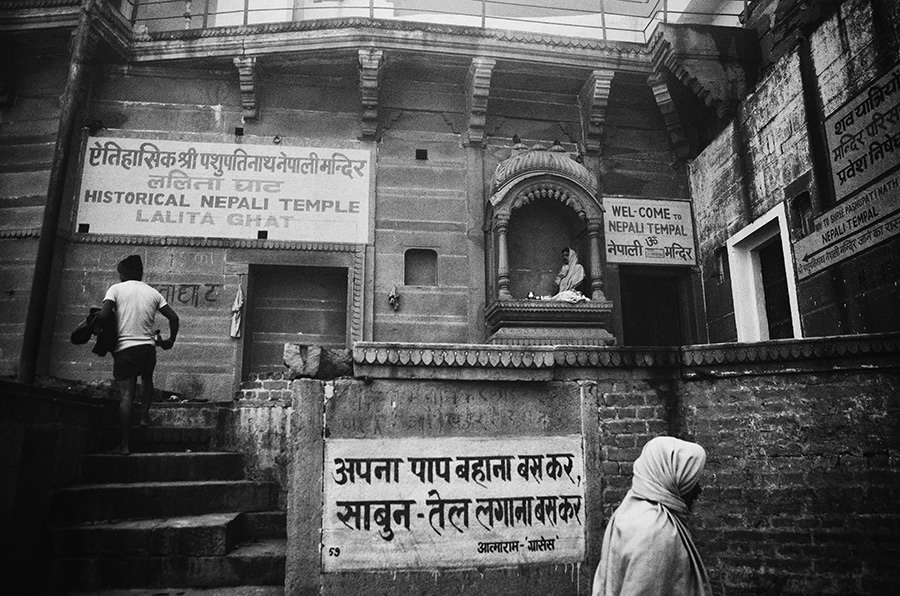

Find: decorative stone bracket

[358,48,384,141]
[233,56,259,121]
[578,70,614,155]
[647,72,690,160]
[649,23,760,121]
[465,57,496,147]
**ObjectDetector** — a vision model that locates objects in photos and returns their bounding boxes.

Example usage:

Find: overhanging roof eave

[129,20,653,72]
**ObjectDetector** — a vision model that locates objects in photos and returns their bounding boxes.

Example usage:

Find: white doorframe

[726,202,802,342]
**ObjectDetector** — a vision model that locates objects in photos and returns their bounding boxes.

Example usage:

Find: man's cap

[117,254,143,278]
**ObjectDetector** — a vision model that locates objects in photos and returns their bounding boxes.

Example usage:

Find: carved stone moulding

[491,145,598,202]
[485,299,616,346]
[680,332,900,368]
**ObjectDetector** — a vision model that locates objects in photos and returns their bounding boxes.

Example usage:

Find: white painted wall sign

[321,436,585,571]
[76,136,372,243]
[604,197,696,265]
[825,63,900,203]
[794,168,900,279]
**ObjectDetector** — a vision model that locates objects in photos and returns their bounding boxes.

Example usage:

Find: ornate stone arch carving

[502,176,602,223]
[488,145,606,302]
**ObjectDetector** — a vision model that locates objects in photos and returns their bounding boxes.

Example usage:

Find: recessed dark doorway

[620,269,684,347]
[244,265,348,376]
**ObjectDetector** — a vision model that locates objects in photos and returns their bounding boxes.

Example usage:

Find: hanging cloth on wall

[230,284,244,338]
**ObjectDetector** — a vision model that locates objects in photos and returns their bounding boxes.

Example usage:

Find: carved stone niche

[485,143,615,346]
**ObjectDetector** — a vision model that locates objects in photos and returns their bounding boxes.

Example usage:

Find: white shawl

[592,436,712,596]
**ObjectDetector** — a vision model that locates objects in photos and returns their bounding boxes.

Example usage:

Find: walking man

[97,255,179,455]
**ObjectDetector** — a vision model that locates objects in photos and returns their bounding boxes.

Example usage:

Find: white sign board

[825,63,900,203]
[322,436,585,571]
[77,136,371,243]
[604,197,696,265]
[794,168,900,279]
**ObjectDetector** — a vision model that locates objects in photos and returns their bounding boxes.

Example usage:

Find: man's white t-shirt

[104,280,167,353]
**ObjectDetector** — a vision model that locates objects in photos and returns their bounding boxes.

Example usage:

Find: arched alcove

[507,194,588,299]
[484,144,615,346]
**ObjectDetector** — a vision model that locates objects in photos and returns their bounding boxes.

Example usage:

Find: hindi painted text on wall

[322,436,585,571]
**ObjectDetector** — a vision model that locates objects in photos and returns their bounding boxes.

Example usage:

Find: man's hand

[157,338,175,350]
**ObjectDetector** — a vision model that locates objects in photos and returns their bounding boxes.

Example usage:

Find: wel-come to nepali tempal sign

[604,197,696,265]
[76,136,372,243]
[322,435,585,571]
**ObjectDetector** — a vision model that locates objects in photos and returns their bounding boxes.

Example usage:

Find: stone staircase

[45,404,286,594]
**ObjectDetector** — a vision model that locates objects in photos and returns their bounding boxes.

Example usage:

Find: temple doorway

[243,265,348,376]
[620,268,684,346]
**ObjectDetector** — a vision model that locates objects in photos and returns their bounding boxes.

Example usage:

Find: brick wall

[679,363,900,594]
[595,377,674,520]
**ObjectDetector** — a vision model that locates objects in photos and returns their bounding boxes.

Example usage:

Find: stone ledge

[485,300,616,346]
[140,17,648,58]
[352,333,900,380]
[71,233,361,251]
[679,333,900,377]
[681,333,900,365]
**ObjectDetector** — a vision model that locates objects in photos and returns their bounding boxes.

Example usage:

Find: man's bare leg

[139,374,154,426]
[112,378,135,454]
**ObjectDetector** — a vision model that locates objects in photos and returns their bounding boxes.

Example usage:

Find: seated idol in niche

[530,247,590,303]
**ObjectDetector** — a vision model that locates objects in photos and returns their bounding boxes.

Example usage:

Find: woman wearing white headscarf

[552,247,589,302]
[592,436,712,596]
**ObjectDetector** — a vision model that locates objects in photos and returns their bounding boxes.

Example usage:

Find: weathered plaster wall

[284,375,648,596]
[270,338,900,596]
[691,0,900,342]
[799,0,900,335]
[220,396,294,508]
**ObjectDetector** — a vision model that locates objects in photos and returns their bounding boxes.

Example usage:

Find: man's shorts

[113,345,157,381]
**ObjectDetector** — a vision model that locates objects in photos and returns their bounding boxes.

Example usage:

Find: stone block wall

[0,54,68,376]
[49,243,241,401]
[798,0,900,335]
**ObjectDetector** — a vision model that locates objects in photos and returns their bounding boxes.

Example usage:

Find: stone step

[49,538,286,591]
[52,513,242,557]
[63,587,284,596]
[95,426,215,453]
[240,510,287,539]
[81,452,245,483]
[51,480,277,524]
[0,136,55,165]
[144,402,232,428]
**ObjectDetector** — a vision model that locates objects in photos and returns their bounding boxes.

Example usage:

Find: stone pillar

[496,216,512,300]
[588,219,606,300]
